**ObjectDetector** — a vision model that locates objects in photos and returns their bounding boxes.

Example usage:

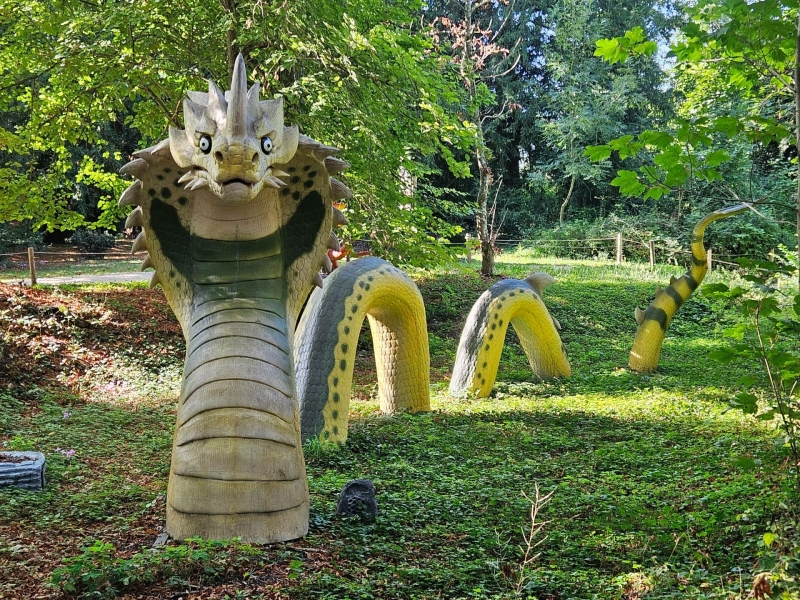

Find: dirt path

[2,272,151,286]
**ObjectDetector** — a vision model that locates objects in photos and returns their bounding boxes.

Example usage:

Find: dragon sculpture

[119,56,569,543]
[629,203,750,372]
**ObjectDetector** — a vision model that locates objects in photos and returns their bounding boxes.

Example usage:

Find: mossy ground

[0,252,787,599]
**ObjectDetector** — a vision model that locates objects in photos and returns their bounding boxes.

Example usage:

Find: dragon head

[168,54,299,204]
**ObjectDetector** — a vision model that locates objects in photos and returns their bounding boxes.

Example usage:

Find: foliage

[0,257,792,597]
[0,221,44,254]
[67,229,117,255]
[50,538,261,598]
[0,0,474,264]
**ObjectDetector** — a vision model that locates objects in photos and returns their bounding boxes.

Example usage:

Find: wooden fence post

[616,233,623,265]
[27,247,36,286]
[706,248,712,272]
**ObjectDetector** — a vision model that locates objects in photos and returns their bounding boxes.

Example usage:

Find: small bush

[0,221,44,254]
[68,229,117,255]
[50,537,261,598]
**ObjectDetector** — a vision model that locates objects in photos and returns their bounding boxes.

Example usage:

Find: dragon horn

[227,54,248,138]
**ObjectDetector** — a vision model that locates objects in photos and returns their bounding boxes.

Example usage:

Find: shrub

[68,228,116,255]
[0,221,44,255]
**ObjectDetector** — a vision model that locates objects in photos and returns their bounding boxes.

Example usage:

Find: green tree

[0,0,472,264]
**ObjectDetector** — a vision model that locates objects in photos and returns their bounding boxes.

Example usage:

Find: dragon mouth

[221,178,251,187]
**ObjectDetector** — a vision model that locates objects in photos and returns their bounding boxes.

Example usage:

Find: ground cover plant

[0,251,792,599]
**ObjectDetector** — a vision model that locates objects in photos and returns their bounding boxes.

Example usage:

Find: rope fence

[1,232,772,285]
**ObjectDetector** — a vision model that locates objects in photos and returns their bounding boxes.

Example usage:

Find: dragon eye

[260,136,273,154]
[199,135,212,154]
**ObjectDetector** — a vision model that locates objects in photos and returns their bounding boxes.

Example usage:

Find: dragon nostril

[214,151,223,164]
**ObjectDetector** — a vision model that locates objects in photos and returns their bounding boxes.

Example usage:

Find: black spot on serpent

[341,343,349,353]
[177,196,188,206]
[324,431,330,439]
[368,276,374,282]
[498,319,503,326]
[365,284,370,291]
[489,334,494,340]
[304,179,314,188]
[175,281,181,288]
[491,323,496,330]
[379,270,385,275]
[164,168,171,173]
[498,303,503,309]
[332,410,339,419]
[148,188,156,197]
[344,326,350,335]
[481,378,486,385]
[169,270,175,278]
[359,281,365,288]
[357,294,362,301]
[292,191,301,200]
[308,170,317,178]
[290,176,301,184]
[483,362,487,368]
[333,426,339,435]
[161,187,172,199]
[485,344,490,351]
[281,187,291,196]
[340,359,347,371]
[509,292,515,297]
[333,378,339,387]
[302,165,310,171]
[494,314,499,320]
[476,372,481,379]
[351,305,358,313]
[288,166,296,172]
[156,174,164,180]
[333,392,340,403]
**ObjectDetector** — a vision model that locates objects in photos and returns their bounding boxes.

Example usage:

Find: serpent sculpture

[628,203,750,373]
[119,55,569,543]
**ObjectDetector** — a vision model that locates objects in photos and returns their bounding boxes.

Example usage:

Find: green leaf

[763,532,777,548]
[705,150,731,167]
[584,145,612,162]
[610,170,646,197]
[734,456,756,471]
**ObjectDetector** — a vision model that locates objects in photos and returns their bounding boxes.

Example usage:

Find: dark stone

[0,452,46,491]
[335,479,377,523]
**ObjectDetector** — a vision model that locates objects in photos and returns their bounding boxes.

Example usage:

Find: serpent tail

[629,203,750,373]
[449,273,571,397]
[295,257,430,443]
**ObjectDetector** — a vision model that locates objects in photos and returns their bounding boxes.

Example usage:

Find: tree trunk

[475,143,495,276]
[559,175,576,225]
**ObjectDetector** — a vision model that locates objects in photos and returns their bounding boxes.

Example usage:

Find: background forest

[1,0,797,272]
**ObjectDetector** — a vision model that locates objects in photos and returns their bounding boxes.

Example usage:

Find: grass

[0,243,141,281]
[0,250,789,599]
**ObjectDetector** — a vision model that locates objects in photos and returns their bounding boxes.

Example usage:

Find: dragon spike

[669,276,678,286]
[118,181,142,207]
[324,156,350,175]
[333,206,348,227]
[635,306,646,326]
[313,273,324,288]
[330,178,353,201]
[260,97,284,134]
[247,82,261,117]
[321,254,333,273]
[226,54,248,138]
[271,168,291,178]
[177,171,195,184]
[189,178,209,191]
[655,285,664,297]
[328,232,341,252]
[183,97,206,136]
[525,272,556,297]
[187,91,209,105]
[141,255,154,271]
[264,176,286,188]
[551,315,562,331]
[133,138,170,160]
[131,231,147,254]
[149,271,161,289]
[125,207,144,229]
[206,79,227,123]
[119,159,148,180]
[169,126,194,168]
